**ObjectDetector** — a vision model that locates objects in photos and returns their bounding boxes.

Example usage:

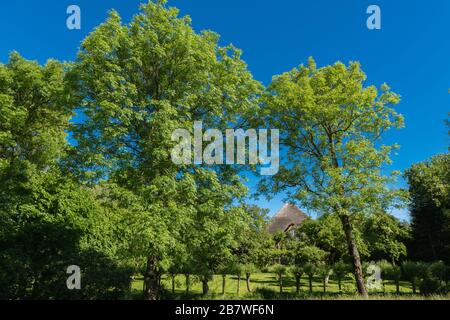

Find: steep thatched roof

[267,203,308,234]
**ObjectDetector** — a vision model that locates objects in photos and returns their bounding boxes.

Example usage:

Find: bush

[254,287,278,300]
[332,261,350,291]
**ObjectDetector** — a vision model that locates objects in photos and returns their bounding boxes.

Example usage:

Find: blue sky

[1,1,448,220]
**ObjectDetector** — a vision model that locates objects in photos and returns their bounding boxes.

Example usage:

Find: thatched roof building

[267,203,308,235]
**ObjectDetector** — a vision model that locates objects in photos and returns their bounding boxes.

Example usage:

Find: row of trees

[0,1,448,299]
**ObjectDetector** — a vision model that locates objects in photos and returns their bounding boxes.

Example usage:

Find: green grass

[130,273,450,300]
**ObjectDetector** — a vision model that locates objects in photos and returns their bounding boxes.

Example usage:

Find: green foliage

[68,0,262,298]
[0,170,133,299]
[0,52,74,173]
[402,261,429,294]
[259,57,406,295]
[430,261,446,282]
[363,212,410,263]
[333,261,351,282]
[270,264,287,276]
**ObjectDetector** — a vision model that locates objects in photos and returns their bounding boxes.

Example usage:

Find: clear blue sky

[1,1,448,220]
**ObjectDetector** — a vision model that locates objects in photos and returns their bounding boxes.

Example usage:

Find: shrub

[304,263,317,293]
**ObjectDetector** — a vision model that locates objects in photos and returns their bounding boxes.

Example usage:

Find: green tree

[402,261,428,294]
[260,58,405,296]
[296,214,369,264]
[230,263,244,296]
[70,1,261,299]
[383,263,402,294]
[0,53,132,299]
[429,261,446,283]
[317,264,333,293]
[405,154,450,264]
[242,263,258,293]
[332,261,351,292]
[289,265,304,294]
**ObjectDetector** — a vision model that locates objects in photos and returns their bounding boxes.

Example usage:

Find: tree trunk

[237,274,241,296]
[323,278,326,293]
[185,274,190,295]
[246,273,252,292]
[295,274,301,293]
[339,214,368,297]
[396,281,400,294]
[222,275,226,295]
[412,279,416,294]
[144,256,159,300]
[202,278,209,295]
[338,279,342,291]
[171,274,176,294]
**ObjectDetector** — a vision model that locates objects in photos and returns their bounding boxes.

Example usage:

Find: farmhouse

[267,203,309,236]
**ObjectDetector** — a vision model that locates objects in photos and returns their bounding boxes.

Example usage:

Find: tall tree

[260,58,405,296]
[70,1,261,299]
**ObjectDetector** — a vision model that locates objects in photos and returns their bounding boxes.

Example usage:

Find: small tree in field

[333,261,350,292]
[317,265,333,293]
[168,265,180,294]
[402,261,427,294]
[230,263,244,296]
[242,263,258,293]
[430,261,446,283]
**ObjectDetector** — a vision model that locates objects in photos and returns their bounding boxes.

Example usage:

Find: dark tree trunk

[222,275,226,295]
[237,274,241,296]
[412,279,416,294]
[246,273,252,292]
[202,278,209,295]
[396,281,400,294]
[339,214,368,297]
[185,274,190,295]
[295,274,301,293]
[144,256,159,300]
[338,279,342,291]
[323,278,326,293]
